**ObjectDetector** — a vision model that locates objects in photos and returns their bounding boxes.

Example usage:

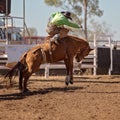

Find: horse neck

[79,40,88,49]
[71,36,88,49]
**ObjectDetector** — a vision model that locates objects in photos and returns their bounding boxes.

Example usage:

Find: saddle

[45,34,68,63]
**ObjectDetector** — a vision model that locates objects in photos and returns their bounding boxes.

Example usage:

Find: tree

[88,20,116,40]
[22,27,38,37]
[44,0,103,40]
[28,28,38,36]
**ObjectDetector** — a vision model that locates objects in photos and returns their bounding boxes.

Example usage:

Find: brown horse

[5,35,92,92]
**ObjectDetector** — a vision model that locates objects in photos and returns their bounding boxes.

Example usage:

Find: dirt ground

[0,75,120,120]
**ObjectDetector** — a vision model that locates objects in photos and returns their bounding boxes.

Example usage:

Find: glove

[80,25,83,29]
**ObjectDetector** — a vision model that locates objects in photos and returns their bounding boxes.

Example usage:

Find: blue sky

[11,0,120,40]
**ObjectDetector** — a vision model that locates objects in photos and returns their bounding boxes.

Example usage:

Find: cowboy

[46,11,81,44]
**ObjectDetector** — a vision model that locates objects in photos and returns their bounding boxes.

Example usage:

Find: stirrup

[54,39,59,45]
[51,38,59,45]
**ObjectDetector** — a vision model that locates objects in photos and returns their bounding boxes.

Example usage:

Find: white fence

[93,34,114,75]
[0,45,94,78]
[0,34,116,77]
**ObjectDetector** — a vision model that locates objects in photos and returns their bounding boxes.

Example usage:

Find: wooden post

[108,36,113,75]
[93,34,97,75]
[45,64,50,78]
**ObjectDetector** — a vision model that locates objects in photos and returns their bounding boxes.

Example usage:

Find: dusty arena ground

[0,75,120,120]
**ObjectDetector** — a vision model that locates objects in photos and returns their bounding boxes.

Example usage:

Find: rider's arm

[63,19,80,28]
[50,12,57,18]
[50,12,80,28]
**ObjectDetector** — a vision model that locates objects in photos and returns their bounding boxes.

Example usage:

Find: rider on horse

[46,11,81,44]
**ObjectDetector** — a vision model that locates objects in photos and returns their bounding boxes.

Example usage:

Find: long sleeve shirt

[49,12,80,29]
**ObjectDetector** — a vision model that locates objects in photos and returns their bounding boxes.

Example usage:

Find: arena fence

[0,34,120,77]
[93,34,113,75]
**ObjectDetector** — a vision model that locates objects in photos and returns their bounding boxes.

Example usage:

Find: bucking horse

[4,35,92,93]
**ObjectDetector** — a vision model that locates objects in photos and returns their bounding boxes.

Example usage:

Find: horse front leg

[69,63,73,84]
[64,58,70,85]
[64,58,73,85]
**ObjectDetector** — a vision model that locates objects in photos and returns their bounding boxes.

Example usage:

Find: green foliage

[88,20,115,40]
[44,0,62,7]
[22,27,38,37]
[44,0,82,15]
[87,0,103,17]
[28,28,38,36]
[44,0,103,18]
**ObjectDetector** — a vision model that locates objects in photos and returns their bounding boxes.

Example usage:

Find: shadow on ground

[0,86,84,101]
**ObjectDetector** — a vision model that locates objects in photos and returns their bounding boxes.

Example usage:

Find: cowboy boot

[51,34,59,45]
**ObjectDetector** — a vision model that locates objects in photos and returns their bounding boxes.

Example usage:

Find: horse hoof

[65,81,69,86]
[22,88,30,93]
[65,76,70,86]
[70,80,73,84]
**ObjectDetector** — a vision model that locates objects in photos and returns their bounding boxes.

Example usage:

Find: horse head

[75,44,93,62]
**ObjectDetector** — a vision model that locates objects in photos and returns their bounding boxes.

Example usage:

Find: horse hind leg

[18,70,23,91]
[18,63,26,91]
[22,71,32,93]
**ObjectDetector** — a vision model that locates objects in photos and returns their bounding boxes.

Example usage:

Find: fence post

[45,64,50,78]
[93,34,97,75]
[108,36,113,75]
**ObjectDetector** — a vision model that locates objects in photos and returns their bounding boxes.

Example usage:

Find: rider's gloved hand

[80,25,83,29]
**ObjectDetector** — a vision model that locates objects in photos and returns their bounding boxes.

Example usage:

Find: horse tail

[4,61,26,84]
